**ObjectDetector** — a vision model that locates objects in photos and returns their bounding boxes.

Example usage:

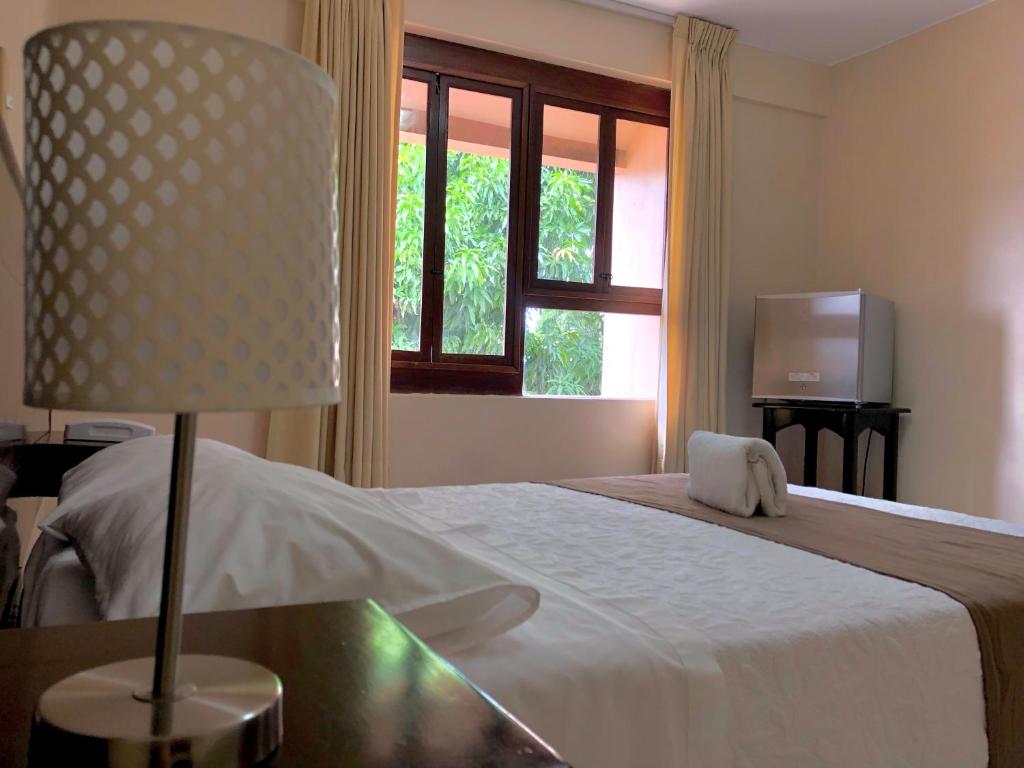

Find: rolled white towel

[686,431,788,517]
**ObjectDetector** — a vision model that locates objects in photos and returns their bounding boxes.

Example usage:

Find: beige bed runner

[553,474,1024,768]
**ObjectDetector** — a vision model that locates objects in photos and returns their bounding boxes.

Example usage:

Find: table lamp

[22,21,339,766]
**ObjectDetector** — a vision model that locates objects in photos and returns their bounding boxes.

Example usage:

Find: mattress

[21,533,100,627]
[24,483,1024,768]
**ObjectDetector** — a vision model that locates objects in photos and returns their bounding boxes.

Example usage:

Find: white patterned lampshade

[22,21,340,413]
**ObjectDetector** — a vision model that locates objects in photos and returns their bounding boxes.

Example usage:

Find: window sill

[521,394,656,402]
[389,391,656,404]
[390,363,522,395]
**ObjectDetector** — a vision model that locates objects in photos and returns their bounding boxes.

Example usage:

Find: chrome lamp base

[29,655,282,768]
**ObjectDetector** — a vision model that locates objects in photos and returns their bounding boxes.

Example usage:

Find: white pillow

[45,436,538,652]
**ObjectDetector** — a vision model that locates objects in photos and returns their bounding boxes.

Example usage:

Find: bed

[20,441,1024,768]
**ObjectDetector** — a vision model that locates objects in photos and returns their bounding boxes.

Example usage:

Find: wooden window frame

[392,35,670,395]
[391,70,526,391]
[391,67,437,368]
[524,94,666,316]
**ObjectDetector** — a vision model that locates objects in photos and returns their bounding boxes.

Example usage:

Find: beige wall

[728,100,824,440]
[7,0,1015,518]
[0,0,303,159]
[0,0,303,455]
[731,43,830,118]
[0,127,34,431]
[406,0,831,115]
[726,45,829,452]
[390,394,655,486]
[403,0,668,483]
[47,0,303,49]
[1,2,49,437]
[0,0,51,165]
[817,0,1024,522]
[405,0,672,87]
[402,0,829,482]
[1,0,828,486]
[47,0,302,455]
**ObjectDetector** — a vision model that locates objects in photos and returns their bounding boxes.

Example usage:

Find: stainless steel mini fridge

[752,290,895,403]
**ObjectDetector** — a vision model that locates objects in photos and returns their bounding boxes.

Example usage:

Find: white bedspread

[26,481,1024,767]
[373,482,1022,768]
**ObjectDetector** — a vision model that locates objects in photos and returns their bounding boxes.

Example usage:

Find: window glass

[392,78,429,351]
[610,119,668,290]
[600,311,660,398]
[441,87,512,355]
[389,43,671,396]
[524,308,659,398]
[537,105,599,284]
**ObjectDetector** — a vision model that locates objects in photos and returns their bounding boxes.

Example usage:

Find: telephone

[0,421,26,444]
[64,419,157,444]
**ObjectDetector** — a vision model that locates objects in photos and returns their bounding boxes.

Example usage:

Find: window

[440,85,517,358]
[393,77,428,353]
[524,309,660,398]
[392,35,669,396]
[536,105,599,284]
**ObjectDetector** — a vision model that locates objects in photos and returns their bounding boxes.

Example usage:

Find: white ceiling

[582,0,992,64]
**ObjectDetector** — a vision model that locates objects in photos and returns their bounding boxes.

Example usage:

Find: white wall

[817,0,1024,522]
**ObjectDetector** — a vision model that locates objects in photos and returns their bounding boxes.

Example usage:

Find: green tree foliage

[441,151,511,355]
[537,167,597,283]
[523,308,603,395]
[392,143,604,394]
[392,142,427,352]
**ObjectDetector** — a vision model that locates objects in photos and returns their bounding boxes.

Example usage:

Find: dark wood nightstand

[0,599,569,768]
[1,432,112,625]
[0,431,111,499]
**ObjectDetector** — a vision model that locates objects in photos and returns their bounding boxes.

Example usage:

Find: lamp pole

[151,413,198,704]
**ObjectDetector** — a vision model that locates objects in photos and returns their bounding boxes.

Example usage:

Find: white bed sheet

[21,533,100,627]
[24,482,1024,768]
[379,483,1014,768]
[23,527,720,767]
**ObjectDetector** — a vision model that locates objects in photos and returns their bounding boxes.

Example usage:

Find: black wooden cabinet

[754,402,910,500]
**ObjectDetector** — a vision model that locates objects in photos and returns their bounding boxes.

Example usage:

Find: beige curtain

[657,16,737,473]
[266,0,403,486]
